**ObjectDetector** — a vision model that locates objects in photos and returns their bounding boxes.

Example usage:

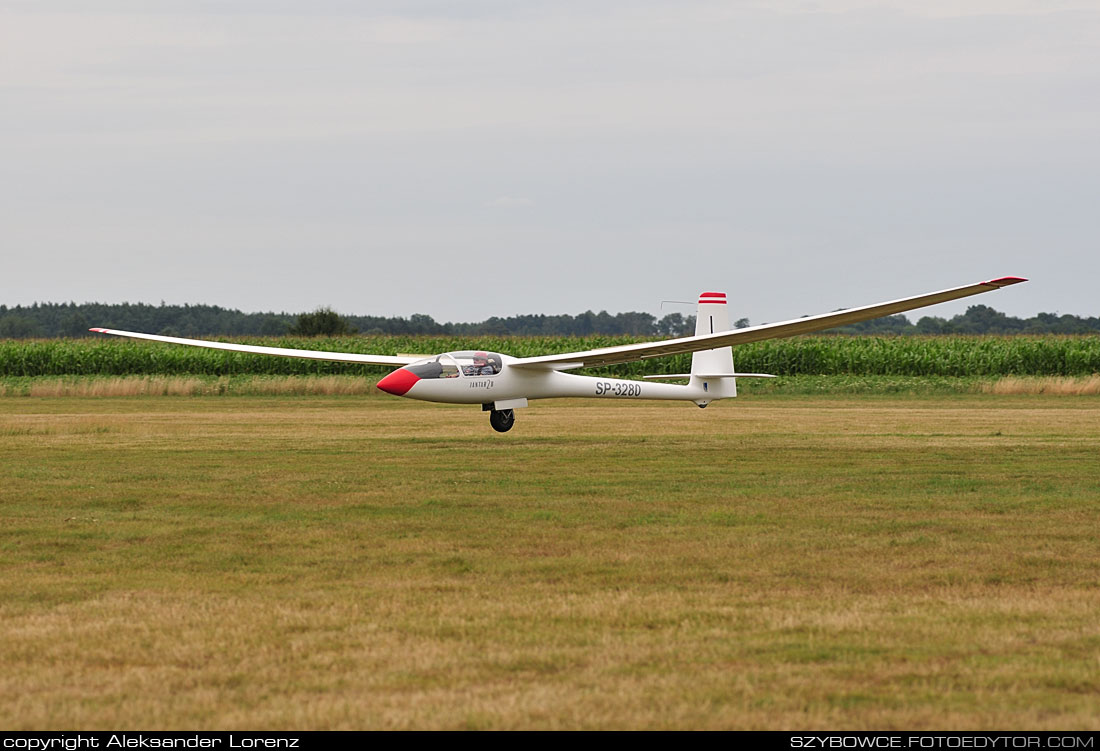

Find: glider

[91,276,1027,432]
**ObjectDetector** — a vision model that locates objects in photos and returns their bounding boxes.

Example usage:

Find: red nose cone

[377,368,419,396]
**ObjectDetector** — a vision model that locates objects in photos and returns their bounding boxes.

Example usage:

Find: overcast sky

[3,0,1097,325]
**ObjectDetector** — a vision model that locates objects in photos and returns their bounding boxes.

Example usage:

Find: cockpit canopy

[405,351,503,379]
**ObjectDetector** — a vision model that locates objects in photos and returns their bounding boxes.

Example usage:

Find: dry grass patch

[10,375,379,397]
[983,375,1100,395]
[28,376,207,397]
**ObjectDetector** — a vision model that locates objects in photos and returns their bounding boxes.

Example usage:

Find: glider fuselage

[376,352,733,408]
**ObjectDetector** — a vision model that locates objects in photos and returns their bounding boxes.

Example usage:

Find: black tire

[489,409,515,433]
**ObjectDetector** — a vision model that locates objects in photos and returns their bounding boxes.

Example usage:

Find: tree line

[0,302,699,339]
[0,301,1097,339]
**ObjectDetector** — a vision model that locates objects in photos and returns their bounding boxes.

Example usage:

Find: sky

[3,0,1098,325]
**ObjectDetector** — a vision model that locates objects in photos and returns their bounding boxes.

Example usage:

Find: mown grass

[1,395,1098,729]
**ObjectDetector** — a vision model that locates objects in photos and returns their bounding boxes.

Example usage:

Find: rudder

[690,292,736,397]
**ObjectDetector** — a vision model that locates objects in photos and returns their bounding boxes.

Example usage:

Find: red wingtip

[89,327,108,333]
[983,276,1028,287]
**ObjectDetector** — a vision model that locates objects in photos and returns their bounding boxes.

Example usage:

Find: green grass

[1,394,1098,729]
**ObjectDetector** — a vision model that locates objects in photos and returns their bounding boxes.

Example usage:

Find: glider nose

[377,367,419,396]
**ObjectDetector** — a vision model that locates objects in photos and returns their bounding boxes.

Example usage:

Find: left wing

[88,328,420,367]
[510,276,1027,371]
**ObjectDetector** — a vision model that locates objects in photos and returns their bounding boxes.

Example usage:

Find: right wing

[89,328,419,367]
[510,276,1027,371]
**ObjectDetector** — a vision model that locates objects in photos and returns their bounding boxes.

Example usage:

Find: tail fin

[690,292,736,398]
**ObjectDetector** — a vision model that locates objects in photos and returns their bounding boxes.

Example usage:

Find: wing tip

[982,276,1028,288]
[89,327,108,333]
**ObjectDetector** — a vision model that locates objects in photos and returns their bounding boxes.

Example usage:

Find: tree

[257,315,289,336]
[657,313,695,337]
[0,314,41,338]
[288,308,356,336]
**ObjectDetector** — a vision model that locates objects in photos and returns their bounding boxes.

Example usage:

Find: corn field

[1,335,1099,378]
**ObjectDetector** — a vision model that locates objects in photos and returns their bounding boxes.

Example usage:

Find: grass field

[2,392,1098,729]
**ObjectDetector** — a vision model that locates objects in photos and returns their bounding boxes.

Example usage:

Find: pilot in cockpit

[462,354,495,376]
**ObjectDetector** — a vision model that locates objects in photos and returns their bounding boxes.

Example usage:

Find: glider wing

[510,277,1027,371]
[88,328,420,367]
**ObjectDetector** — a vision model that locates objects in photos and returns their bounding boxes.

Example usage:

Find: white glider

[92,276,1027,432]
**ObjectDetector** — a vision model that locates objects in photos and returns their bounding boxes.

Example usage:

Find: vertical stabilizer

[690,292,736,400]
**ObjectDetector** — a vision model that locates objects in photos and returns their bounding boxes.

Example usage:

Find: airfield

[2,392,1098,729]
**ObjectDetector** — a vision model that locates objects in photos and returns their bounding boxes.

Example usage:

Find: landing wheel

[489,408,515,433]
